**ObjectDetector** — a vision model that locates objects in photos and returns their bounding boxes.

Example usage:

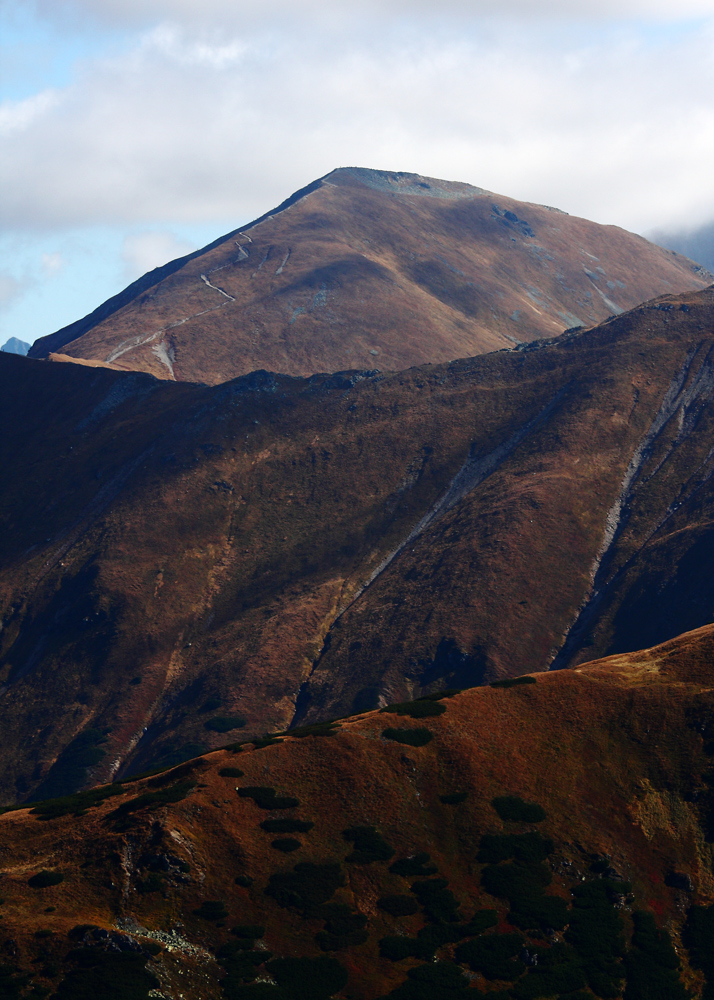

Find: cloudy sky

[2,0,714,347]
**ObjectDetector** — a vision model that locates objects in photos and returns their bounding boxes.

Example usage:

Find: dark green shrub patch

[251,736,284,749]
[225,940,261,952]
[456,933,526,980]
[107,780,196,825]
[194,900,228,921]
[410,879,461,923]
[266,956,348,1000]
[219,768,245,778]
[205,716,247,733]
[481,861,551,900]
[220,982,283,1000]
[478,833,554,865]
[492,796,546,823]
[510,943,586,1000]
[379,936,419,961]
[490,676,537,689]
[439,793,467,805]
[200,696,222,713]
[232,926,265,939]
[272,838,301,853]
[315,903,368,950]
[136,872,164,895]
[0,962,30,999]
[623,911,689,1000]
[343,826,395,864]
[235,875,254,887]
[29,783,125,821]
[381,701,446,719]
[480,862,568,931]
[380,961,472,1000]
[462,909,498,935]
[390,853,438,878]
[52,949,158,1000]
[238,787,300,809]
[69,924,100,940]
[565,880,626,997]
[378,895,420,917]
[379,924,463,963]
[144,942,161,956]
[514,894,570,932]
[146,759,207,786]
[28,871,64,888]
[414,923,464,957]
[260,819,314,834]
[287,723,339,738]
[421,689,462,700]
[684,902,714,994]
[218,940,272,994]
[265,862,345,912]
[382,728,433,747]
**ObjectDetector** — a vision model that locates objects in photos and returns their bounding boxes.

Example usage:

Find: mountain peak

[324,165,490,201]
[29,169,710,384]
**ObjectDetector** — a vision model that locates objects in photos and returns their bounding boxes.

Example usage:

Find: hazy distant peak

[0,338,30,356]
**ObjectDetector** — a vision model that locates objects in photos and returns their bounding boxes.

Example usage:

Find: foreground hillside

[29,167,710,384]
[0,627,713,999]
[4,288,714,798]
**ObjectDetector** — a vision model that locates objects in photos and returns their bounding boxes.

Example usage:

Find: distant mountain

[651,220,714,274]
[4,287,714,799]
[1,337,30,356]
[0,626,713,1000]
[29,167,711,384]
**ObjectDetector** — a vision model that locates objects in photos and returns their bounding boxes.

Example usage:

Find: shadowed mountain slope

[29,167,711,384]
[0,635,714,998]
[5,288,714,800]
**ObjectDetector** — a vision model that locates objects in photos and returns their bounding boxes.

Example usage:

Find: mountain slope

[4,288,714,799]
[29,168,711,384]
[0,630,713,999]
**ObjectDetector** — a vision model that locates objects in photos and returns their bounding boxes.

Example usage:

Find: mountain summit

[29,167,711,384]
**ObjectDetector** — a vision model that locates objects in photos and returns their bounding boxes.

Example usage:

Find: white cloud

[0,90,60,136]
[0,272,23,307]
[3,0,714,245]
[41,251,65,277]
[122,230,196,279]
[3,16,714,235]
[23,0,714,26]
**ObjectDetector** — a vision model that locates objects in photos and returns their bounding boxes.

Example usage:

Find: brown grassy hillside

[28,168,711,384]
[4,288,714,799]
[0,628,713,999]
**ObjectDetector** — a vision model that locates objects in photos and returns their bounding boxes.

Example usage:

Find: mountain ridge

[4,286,714,800]
[0,626,713,998]
[28,167,712,385]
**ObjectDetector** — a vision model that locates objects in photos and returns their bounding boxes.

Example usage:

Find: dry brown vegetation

[29,168,710,384]
[0,633,712,998]
[4,288,714,798]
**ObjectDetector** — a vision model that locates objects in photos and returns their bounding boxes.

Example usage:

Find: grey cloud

[3,14,714,235]
[649,223,714,273]
[25,0,714,26]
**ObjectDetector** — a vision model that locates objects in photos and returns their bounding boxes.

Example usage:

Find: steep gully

[104,234,254,377]
[549,341,714,670]
[290,384,571,724]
